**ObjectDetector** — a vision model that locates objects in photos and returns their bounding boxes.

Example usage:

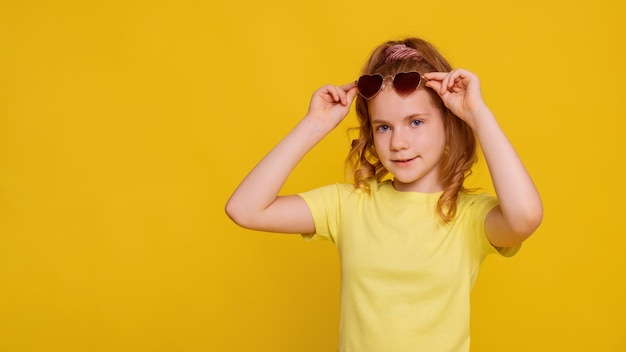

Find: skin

[369,87,447,193]
[225,69,543,247]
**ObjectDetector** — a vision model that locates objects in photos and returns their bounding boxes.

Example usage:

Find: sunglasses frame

[357,71,427,100]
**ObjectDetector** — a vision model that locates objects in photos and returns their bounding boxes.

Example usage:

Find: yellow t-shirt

[298,179,519,352]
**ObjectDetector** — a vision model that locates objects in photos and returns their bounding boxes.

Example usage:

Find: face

[368,87,446,193]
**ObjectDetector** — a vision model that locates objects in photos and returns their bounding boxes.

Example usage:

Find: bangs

[367,59,435,77]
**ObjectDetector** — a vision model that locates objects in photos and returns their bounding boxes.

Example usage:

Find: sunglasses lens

[357,74,384,99]
[393,72,421,96]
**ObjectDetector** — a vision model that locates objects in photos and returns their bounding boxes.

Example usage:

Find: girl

[225,37,542,352]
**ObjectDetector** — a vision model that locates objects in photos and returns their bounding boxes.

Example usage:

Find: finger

[337,82,358,105]
[318,82,357,106]
[442,70,466,93]
[328,85,347,105]
[424,79,442,93]
[421,71,451,94]
[440,72,453,95]
[423,71,448,81]
[345,85,359,105]
[325,85,341,103]
[340,81,357,91]
[338,88,348,106]
[447,69,471,90]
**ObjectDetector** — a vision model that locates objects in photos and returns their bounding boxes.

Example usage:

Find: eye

[375,125,390,132]
[410,119,423,127]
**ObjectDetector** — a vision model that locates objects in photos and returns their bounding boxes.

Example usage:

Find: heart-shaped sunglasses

[357,71,427,100]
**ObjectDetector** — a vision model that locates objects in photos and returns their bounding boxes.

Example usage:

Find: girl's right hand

[225,81,359,235]
[305,82,359,132]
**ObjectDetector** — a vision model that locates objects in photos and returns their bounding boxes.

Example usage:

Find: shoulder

[298,182,359,206]
[456,191,498,213]
[455,191,520,256]
[298,178,394,207]
[453,191,499,228]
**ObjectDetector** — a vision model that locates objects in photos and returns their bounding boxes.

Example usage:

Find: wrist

[468,106,502,139]
[465,103,494,130]
[295,114,335,142]
[301,113,339,135]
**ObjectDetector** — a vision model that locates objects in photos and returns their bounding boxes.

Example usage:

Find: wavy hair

[347,37,477,223]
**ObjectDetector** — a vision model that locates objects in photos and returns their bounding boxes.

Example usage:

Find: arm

[425,70,543,247]
[225,82,359,234]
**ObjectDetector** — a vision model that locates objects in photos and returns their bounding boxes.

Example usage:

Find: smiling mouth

[393,156,417,163]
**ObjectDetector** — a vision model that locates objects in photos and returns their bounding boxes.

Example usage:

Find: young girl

[225,37,542,351]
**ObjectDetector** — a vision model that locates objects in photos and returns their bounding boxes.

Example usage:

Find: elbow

[225,199,250,229]
[488,204,543,248]
[526,202,544,235]
[225,198,265,230]
[511,206,544,241]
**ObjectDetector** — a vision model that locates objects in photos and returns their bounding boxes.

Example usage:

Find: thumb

[425,80,442,94]
[346,85,359,103]
[425,80,448,101]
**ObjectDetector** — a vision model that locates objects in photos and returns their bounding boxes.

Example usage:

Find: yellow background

[1,0,624,351]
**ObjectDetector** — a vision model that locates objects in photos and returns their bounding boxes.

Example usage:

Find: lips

[392,156,417,165]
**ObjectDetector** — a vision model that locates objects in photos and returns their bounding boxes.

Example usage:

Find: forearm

[471,107,543,237]
[423,69,542,243]
[225,116,329,227]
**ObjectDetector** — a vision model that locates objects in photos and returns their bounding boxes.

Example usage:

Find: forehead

[368,88,441,121]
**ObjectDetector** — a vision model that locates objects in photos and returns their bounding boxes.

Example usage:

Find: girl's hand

[305,82,359,132]
[424,69,488,128]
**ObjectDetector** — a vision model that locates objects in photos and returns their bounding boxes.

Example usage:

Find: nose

[390,129,409,151]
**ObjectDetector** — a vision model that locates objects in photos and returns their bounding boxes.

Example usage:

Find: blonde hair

[347,38,477,223]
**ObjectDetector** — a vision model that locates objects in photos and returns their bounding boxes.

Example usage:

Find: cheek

[433,133,447,154]
[435,127,447,145]
[431,119,447,147]
[372,132,385,149]
[419,127,447,156]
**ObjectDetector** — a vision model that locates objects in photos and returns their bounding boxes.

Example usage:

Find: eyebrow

[371,113,428,125]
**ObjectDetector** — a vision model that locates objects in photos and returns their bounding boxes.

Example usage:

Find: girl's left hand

[424,69,488,127]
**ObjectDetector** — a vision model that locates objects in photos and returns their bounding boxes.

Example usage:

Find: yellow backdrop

[1,0,624,351]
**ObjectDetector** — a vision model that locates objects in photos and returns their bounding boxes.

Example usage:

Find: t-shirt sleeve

[469,193,521,258]
[297,184,344,244]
